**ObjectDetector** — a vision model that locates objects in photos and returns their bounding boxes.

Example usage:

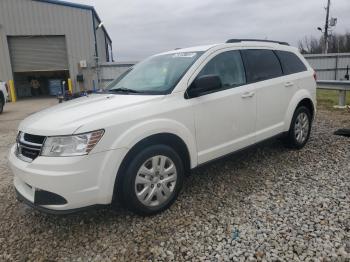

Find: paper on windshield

[172,52,197,58]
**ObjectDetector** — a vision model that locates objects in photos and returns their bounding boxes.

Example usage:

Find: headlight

[41,130,104,157]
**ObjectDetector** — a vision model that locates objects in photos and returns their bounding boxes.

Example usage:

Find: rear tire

[118,144,184,216]
[284,106,312,149]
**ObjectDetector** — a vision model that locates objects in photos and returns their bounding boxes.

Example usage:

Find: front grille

[16,132,46,162]
[23,133,45,144]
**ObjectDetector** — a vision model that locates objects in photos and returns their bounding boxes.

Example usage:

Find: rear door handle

[284,82,294,87]
[241,91,255,98]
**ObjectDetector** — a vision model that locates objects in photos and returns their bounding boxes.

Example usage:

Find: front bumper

[8,145,127,213]
[15,188,106,215]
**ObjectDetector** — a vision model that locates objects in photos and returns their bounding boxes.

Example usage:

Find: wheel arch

[296,98,315,120]
[284,90,315,131]
[122,133,191,174]
[112,132,192,204]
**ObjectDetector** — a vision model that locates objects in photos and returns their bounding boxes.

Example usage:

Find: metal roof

[33,0,112,42]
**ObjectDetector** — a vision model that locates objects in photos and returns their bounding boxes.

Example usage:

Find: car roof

[158,44,220,55]
[159,41,298,56]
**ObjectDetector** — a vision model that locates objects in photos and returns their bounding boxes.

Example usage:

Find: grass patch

[317,89,350,109]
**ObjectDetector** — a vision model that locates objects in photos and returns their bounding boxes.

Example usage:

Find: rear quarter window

[275,50,307,75]
[241,49,283,83]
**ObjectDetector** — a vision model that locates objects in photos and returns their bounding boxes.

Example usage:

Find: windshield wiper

[109,87,142,93]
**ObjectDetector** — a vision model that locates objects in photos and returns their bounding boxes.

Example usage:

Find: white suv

[9,39,316,215]
[0,81,9,114]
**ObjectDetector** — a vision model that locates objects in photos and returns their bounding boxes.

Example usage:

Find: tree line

[298,32,350,54]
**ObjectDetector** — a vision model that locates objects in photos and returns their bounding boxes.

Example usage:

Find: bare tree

[298,32,350,54]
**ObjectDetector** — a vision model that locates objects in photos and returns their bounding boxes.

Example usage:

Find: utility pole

[317,0,337,54]
[324,0,331,54]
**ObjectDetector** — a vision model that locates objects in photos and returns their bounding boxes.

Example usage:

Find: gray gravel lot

[0,99,349,261]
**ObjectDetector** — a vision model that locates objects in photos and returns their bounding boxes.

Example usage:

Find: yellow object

[8,80,16,102]
[68,78,73,94]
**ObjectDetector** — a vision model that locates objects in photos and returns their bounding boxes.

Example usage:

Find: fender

[96,118,198,203]
[110,118,198,168]
[95,117,198,203]
[284,89,315,131]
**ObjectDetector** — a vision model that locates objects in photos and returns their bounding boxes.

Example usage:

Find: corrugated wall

[98,53,350,89]
[304,53,350,81]
[0,0,110,91]
[99,62,136,88]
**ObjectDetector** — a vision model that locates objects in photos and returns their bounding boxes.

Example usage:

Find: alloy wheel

[135,155,177,207]
[294,112,309,144]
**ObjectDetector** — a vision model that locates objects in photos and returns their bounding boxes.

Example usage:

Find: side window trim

[240,49,252,83]
[239,50,249,85]
[273,50,285,75]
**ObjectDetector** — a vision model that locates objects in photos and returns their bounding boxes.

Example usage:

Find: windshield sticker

[172,52,197,58]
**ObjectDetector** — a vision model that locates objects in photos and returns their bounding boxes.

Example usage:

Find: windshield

[107,52,203,94]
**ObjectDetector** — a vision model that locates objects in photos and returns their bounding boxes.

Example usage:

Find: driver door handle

[285,82,294,87]
[241,91,255,98]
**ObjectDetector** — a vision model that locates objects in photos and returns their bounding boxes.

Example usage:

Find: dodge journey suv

[9,39,316,215]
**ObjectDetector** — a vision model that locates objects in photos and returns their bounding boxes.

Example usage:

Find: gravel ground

[0,100,349,261]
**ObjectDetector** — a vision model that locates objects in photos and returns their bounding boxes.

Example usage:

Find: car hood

[19,94,163,136]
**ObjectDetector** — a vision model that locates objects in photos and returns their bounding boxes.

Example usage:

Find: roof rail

[226,39,289,46]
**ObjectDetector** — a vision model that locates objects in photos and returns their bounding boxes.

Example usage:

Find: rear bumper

[8,144,127,213]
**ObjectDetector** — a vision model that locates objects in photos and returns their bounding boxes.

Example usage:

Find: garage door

[8,36,69,72]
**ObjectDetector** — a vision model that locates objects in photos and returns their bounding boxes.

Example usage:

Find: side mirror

[187,75,222,98]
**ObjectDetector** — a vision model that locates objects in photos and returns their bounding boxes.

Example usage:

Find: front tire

[119,144,184,216]
[285,106,312,149]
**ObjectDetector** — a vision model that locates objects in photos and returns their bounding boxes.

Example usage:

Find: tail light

[313,71,317,81]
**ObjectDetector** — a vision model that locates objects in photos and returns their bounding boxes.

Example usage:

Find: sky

[70,0,350,61]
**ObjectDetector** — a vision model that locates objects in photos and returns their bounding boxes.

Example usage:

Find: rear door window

[275,50,307,75]
[241,49,283,83]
